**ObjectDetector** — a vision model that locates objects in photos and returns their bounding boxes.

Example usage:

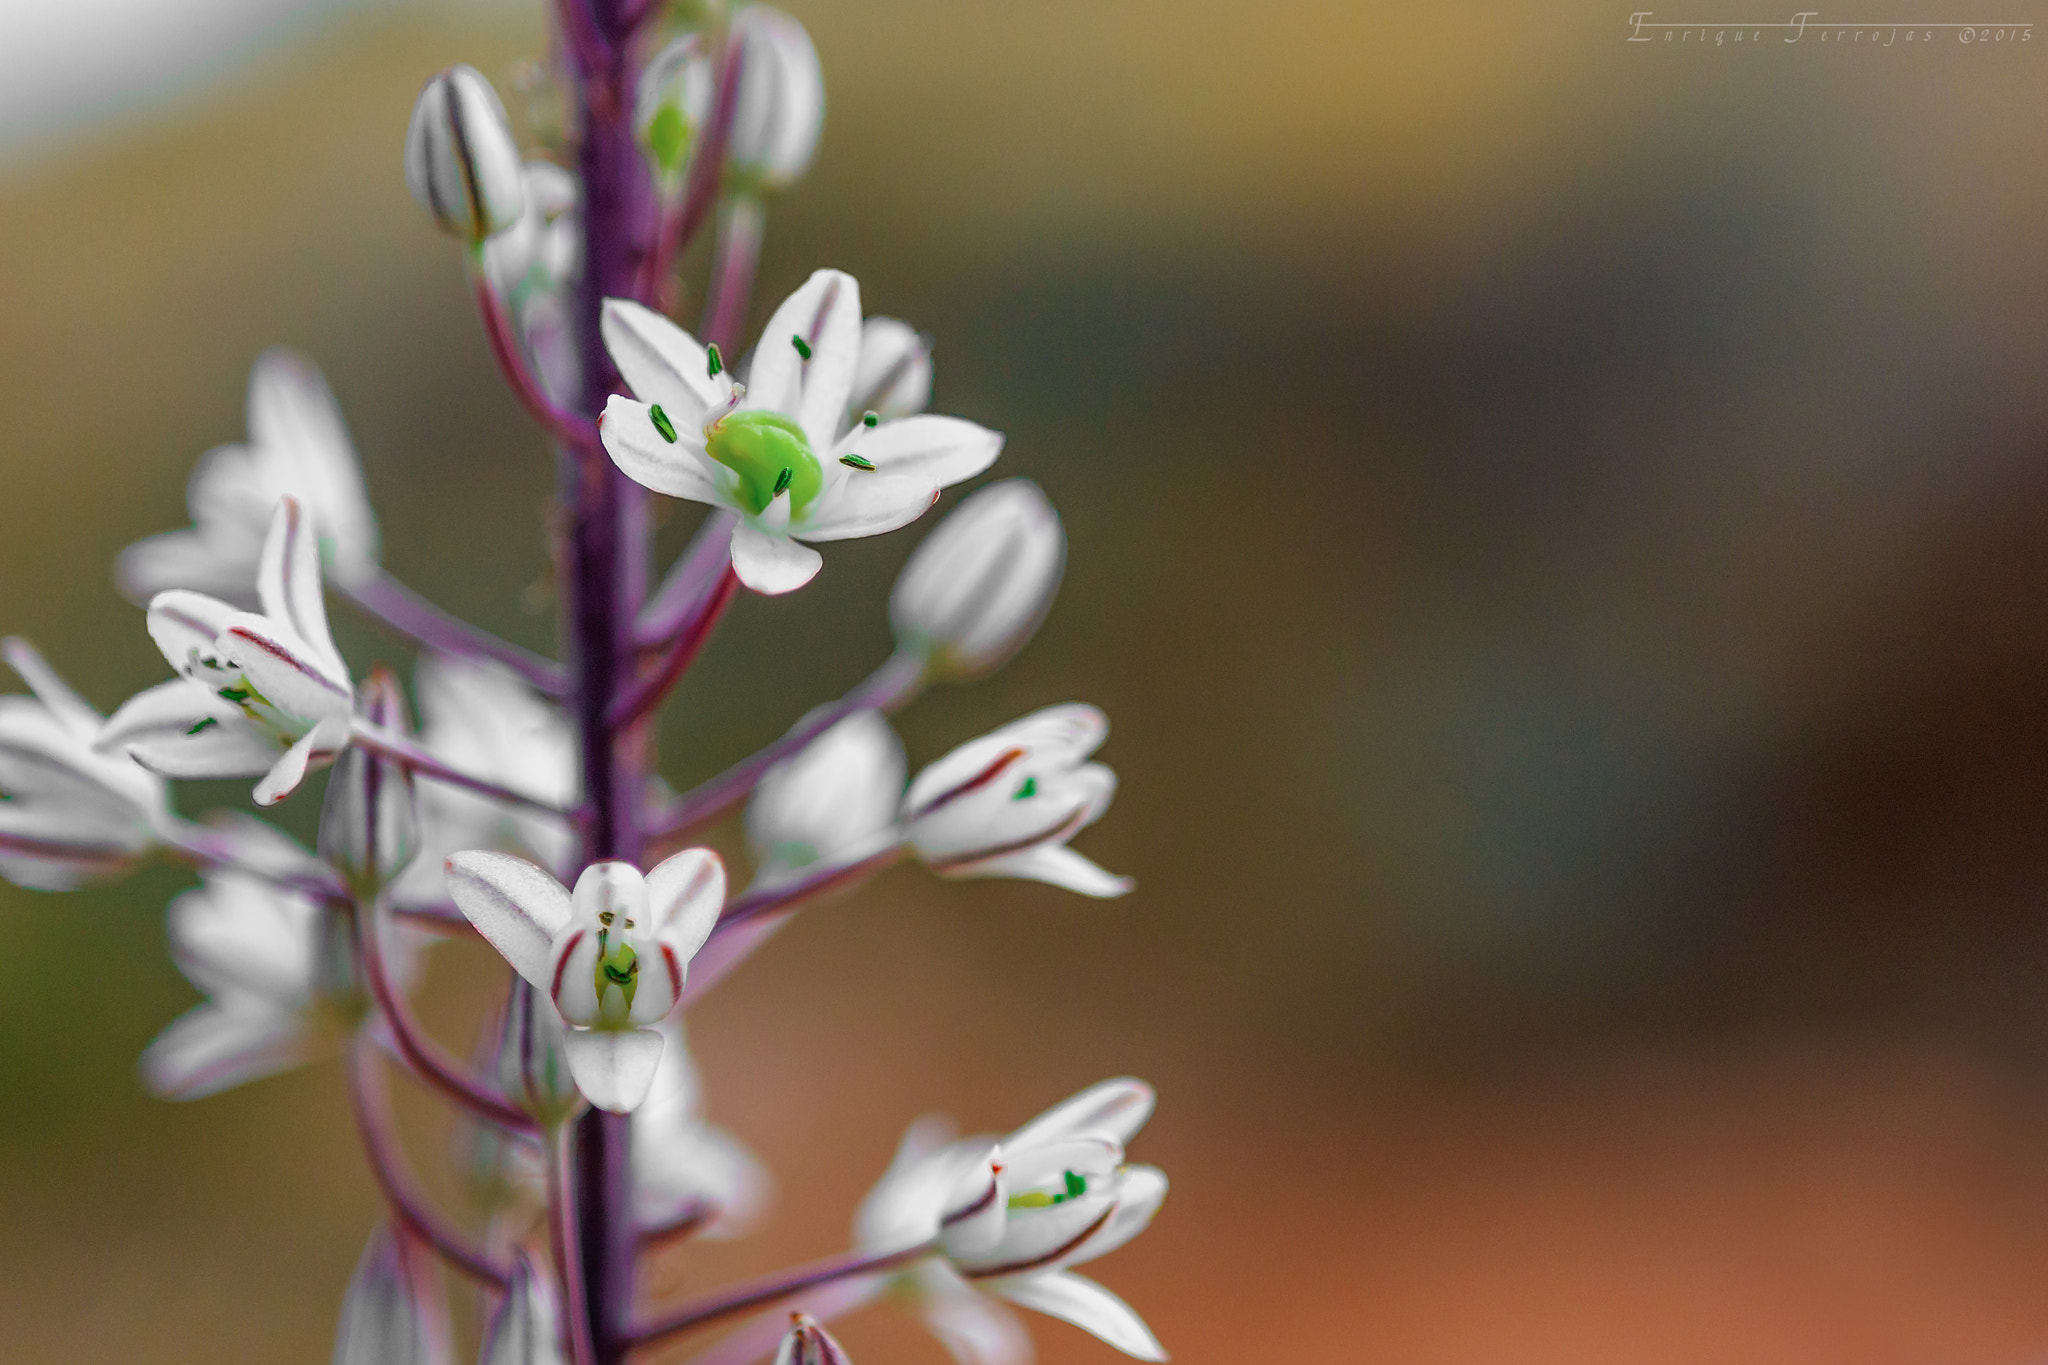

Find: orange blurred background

[5,2,2048,1361]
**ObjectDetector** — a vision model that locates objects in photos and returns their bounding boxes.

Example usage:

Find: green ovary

[705,411,824,517]
[1009,1169,1089,1209]
[594,931,639,1021]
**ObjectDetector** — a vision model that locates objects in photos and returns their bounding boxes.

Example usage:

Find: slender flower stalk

[629,1240,937,1350]
[341,573,568,696]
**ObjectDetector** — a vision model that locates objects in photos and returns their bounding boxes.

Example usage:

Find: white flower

[725,6,825,194]
[117,349,378,603]
[902,706,1130,898]
[141,864,358,1100]
[0,637,168,890]
[745,710,904,888]
[633,1017,772,1238]
[599,270,1002,595]
[404,65,526,243]
[481,1253,568,1365]
[850,317,933,422]
[860,1080,1167,1363]
[892,481,1065,679]
[637,34,710,184]
[775,1314,852,1365]
[389,654,575,906]
[446,849,726,1113]
[100,496,356,807]
[332,1224,455,1365]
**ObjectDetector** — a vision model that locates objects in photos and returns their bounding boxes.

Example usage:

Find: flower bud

[774,1314,853,1365]
[482,162,581,299]
[331,1224,454,1365]
[746,711,904,887]
[636,35,712,184]
[319,667,419,898]
[493,978,583,1125]
[404,65,526,242]
[891,481,1065,680]
[726,7,824,193]
[849,318,932,422]
[481,1252,568,1365]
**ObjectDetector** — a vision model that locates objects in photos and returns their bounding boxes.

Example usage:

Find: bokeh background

[6,0,2048,1360]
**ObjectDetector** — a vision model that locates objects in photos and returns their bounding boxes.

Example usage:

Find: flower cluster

[1,5,1168,1364]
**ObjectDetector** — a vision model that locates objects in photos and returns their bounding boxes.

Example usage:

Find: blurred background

[6,0,2048,1360]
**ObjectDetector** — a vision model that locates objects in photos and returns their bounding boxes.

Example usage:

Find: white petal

[921,1285,1032,1365]
[254,496,343,676]
[332,1224,453,1365]
[1069,1166,1166,1266]
[1,637,101,736]
[252,718,345,806]
[446,851,576,989]
[117,529,256,605]
[798,474,940,543]
[844,416,1002,489]
[146,589,240,677]
[990,1272,1165,1362]
[676,910,793,1006]
[1009,1079,1155,1149]
[730,522,823,595]
[246,348,379,579]
[141,1001,315,1100]
[746,269,862,449]
[480,1253,566,1365]
[954,843,1133,898]
[601,298,731,420]
[602,395,723,502]
[646,847,726,964]
[219,613,352,721]
[563,1026,666,1113]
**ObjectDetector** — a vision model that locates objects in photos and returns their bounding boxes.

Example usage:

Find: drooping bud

[319,667,419,898]
[331,1224,454,1365]
[480,1252,569,1365]
[725,7,825,194]
[891,480,1065,679]
[635,34,712,185]
[849,318,933,422]
[773,1313,854,1365]
[404,65,526,242]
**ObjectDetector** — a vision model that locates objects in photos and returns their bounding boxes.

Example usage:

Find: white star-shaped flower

[445,849,726,1113]
[599,269,1002,595]
[100,496,356,807]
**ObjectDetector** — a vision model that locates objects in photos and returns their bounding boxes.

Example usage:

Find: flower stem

[643,651,928,843]
[473,268,601,451]
[346,1036,514,1288]
[340,571,568,695]
[626,1242,936,1350]
[699,194,765,352]
[548,1124,603,1365]
[349,720,575,818]
[609,565,738,727]
[679,842,908,1005]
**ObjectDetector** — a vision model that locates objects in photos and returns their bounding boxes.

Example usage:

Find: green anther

[218,686,250,705]
[1009,1170,1087,1210]
[185,716,219,736]
[791,334,813,360]
[1064,1169,1087,1198]
[840,453,875,471]
[862,411,879,428]
[1015,776,1038,800]
[649,404,678,443]
[707,344,723,377]
[705,410,824,516]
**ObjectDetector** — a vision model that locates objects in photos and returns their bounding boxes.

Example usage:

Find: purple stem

[643,34,747,306]
[473,272,601,452]
[627,1242,936,1350]
[610,565,739,727]
[638,510,738,644]
[349,720,575,818]
[388,899,476,936]
[643,651,927,843]
[678,843,908,1005]
[637,1199,713,1252]
[341,572,568,695]
[347,1037,515,1288]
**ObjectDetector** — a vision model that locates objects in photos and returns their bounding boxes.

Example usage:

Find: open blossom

[118,350,378,603]
[100,497,355,806]
[903,705,1130,898]
[446,849,726,1113]
[598,269,1002,595]
[389,655,574,906]
[746,710,904,888]
[633,1017,772,1237]
[0,637,168,890]
[892,480,1065,680]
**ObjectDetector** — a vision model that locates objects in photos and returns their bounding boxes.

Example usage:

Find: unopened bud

[849,318,932,422]
[481,1253,568,1365]
[331,1224,454,1365]
[319,667,419,897]
[891,480,1065,679]
[774,1314,853,1365]
[494,979,584,1125]
[636,35,712,184]
[405,65,526,242]
[726,7,824,194]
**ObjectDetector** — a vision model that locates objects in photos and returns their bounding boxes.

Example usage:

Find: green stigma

[840,453,875,471]
[791,334,813,360]
[649,404,678,443]
[1015,776,1038,800]
[707,344,723,377]
[647,104,691,178]
[705,411,824,516]
[1009,1170,1088,1209]
[594,930,639,1015]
